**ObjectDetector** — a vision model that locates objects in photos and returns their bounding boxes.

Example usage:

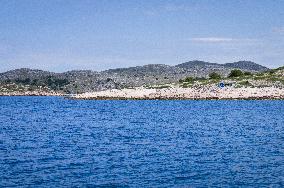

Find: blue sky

[0,0,284,72]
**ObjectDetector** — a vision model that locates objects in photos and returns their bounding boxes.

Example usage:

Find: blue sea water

[0,97,283,187]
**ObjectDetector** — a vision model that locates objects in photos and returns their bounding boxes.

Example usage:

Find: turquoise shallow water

[0,97,284,187]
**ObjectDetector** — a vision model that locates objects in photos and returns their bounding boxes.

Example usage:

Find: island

[0,61,283,99]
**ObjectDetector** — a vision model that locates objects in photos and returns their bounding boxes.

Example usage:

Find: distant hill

[0,68,54,80]
[224,61,268,71]
[175,60,220,69]
[176,60,269,72]
[0,60,270,93]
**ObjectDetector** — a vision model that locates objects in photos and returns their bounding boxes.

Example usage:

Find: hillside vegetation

[0,60,281,94]
[172,68,284,89]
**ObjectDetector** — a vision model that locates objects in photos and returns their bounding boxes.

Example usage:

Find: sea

[0,97,283,187]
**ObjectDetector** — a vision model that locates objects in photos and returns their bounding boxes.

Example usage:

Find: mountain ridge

[0,60,271,93]
[0,60,269,75]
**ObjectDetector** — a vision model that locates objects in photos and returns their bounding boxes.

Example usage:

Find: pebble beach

[70,86,284,100]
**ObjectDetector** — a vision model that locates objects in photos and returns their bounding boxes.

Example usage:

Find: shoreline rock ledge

[68,87,284,100]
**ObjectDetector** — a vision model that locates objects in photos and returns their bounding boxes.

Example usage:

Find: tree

[268,70,276,74]
[244,71,252,76]
[228,69,243,78]
[209,72,221,80]
[184,77,194,83]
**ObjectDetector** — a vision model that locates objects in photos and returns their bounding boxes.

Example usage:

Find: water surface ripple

[0,97,283,187]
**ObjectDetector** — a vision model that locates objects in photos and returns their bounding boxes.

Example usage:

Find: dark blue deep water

[0,97,284,187]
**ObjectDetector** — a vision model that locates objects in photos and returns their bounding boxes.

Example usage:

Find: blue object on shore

[219,82,225,88]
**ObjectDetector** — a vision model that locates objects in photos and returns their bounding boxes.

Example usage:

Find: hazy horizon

[1,0,284,72]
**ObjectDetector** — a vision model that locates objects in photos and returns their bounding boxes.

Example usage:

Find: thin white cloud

[190,37,234,42]
[272,27,284,34]
[143,3,197,16]
[189,37,259,43]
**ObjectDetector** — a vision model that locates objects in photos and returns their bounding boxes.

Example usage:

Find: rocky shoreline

[1,86,284,100]
[0,91,63,96]
[68,86,284,100]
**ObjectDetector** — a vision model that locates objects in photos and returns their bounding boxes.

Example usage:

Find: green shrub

[195,77,207,81]
[276,66,284,70]
[15,78,31,85]
[182,83,192,88]
[244,71,252,76]
[228,69,243,78]
[209,72,221,80]
[256,72,264,76]
[268,70,277,74]
[179,77,207,83]
[184,77,194,83]
[45,76,70,90]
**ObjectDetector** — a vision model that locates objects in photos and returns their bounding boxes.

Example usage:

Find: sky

[0,0,284,72]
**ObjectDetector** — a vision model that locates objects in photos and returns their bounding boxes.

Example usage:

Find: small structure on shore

[219,82,233,88]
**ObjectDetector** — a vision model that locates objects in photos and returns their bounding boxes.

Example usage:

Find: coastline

[1,86,284,100]
[0,91,63,97]
[67,97,284,100]
[68,86,284,100]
